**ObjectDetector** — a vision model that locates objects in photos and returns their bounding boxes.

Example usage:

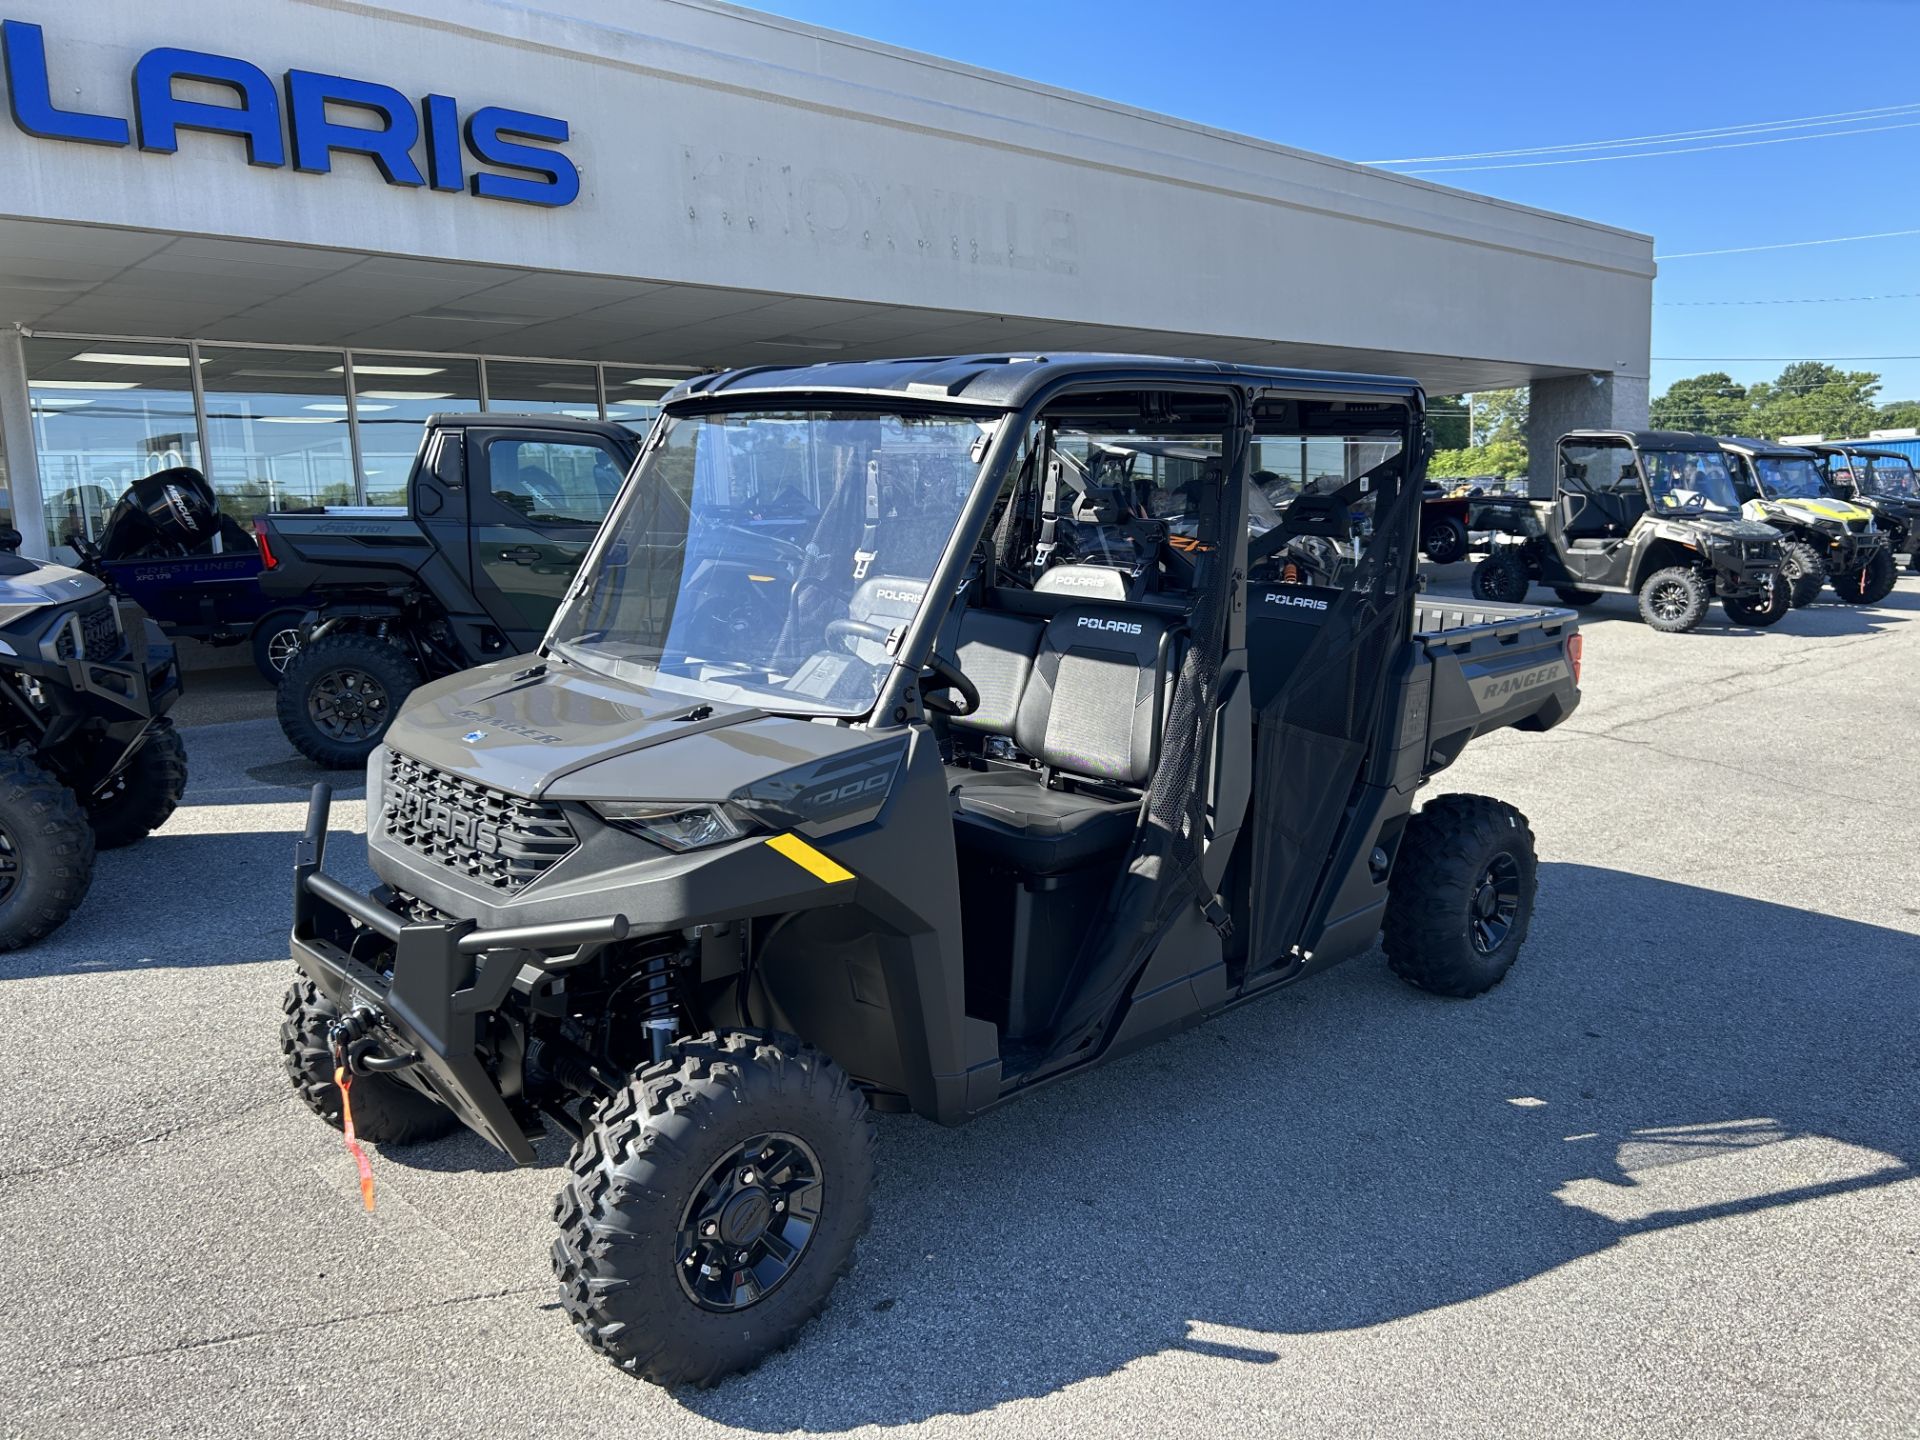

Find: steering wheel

[919,653,979,717]
[825,617,893,654]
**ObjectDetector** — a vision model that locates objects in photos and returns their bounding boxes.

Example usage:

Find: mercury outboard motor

[87,467,223,561]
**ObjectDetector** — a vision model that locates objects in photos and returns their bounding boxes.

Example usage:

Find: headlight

[591,800,757,851]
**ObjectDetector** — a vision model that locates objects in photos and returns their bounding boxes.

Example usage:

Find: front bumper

[1823,531,1890,572]
[291,784,629,1164]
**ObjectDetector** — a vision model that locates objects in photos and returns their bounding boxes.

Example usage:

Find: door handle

[499,546,541,564]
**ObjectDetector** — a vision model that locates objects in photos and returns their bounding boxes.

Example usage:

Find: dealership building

[0,0,1654,560]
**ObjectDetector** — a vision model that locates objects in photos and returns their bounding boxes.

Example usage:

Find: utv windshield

[1642,448,1740,513]
[1864,454,1919,498]
[1752,456,1826,500]
[549,408,991,716]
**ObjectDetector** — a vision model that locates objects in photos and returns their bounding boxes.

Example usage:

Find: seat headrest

[847,575,928,624]
[1041,604,1168,663]
[1034,565,1135,601]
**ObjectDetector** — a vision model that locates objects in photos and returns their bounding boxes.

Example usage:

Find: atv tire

[1778,540,1826,608]
[0,751,95,951]
[1637,566,1710,633]
[1470,551,1530,604]
[1551,587,1602,606]
[1421,515,1469,566]
[552,1031,875,1387]
[1831,548,1896,605]
[84,720,188,850]
[279,973,460,1143]
[1722,574,1791,628]
[1383,794,1537,998]
[277,633,420,769]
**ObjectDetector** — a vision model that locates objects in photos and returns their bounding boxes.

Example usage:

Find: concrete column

[1526,373,1651,496]
[0,328,46,557]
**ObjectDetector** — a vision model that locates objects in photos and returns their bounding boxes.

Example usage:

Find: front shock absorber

[636,948,680,1062]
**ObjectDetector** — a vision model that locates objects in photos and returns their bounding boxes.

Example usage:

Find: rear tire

[0,751,94,951]
[1551,586,1602,606]
[1722,573,1791,628]
[277,632,419,769]
[1637,566,1710,633]
[552,1031,875,1387]
[83,720,188,850]
[1384,795,1537,998]
[278,973,459,1143]
[1779,540,1826,608]
[1470,551,1530,604]
[1831,548,1896,605]
[1421,515,1469,565]
[250,609,306,682]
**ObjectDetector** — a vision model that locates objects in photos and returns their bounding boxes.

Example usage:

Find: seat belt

[1034,458,1063,568]
[853,459,880,581]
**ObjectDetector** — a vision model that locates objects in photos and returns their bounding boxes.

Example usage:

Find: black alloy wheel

[308,665,390,744]
[1468,851,1522,954]
[676,1132,824,1313]
[0,823,18,905]
[1647,578,1691,623]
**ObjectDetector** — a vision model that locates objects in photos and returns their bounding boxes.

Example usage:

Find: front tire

[1383,794,1537,998]
[1421,515,1469,565]
[1830,549,1896,605]
[0,751,94,951]
[83,720,188,850]
[278,974,460,1143]
[1722,573,1791,628]
[1637,566,1710,632]
[276,632,420,769]
[552,1031,875,1387]
[1779,540,1826,608]
[1470,550,1530,603]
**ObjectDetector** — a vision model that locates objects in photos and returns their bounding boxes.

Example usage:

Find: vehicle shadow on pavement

[679,864,1918,1429]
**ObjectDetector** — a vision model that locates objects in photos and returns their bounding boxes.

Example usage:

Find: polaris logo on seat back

[1470,660,1567,713]
[1077,616,1142,635]
[1265,591,1329,612]
[385,784,504,854]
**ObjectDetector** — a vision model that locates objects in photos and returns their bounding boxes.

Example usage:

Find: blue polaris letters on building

[0,19,578,208]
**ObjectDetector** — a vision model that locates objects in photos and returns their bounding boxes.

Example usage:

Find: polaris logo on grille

[386,784,504,854]
[1077,616,1142,635]
[1265,591,1329,611]
[1471,660,1567,713]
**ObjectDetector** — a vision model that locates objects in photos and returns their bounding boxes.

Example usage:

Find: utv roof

[1565,428,1723,451]
[1717,435,1815,458]
[1804,440,1910,459]
[421,411,635,438]
[666,353,1424,410]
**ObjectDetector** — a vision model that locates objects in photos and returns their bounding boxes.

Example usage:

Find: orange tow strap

[334,1065,377,1212]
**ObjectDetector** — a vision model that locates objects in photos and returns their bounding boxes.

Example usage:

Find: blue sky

[749,0,1920,405]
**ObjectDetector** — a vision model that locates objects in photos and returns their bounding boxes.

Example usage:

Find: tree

[1874,400,1920,433]
[1429,438,1527,480]
[1468,388,1528,447]
[1649,372,1749,434]
[1428,394,1470,451]
[1748,362,1880,441]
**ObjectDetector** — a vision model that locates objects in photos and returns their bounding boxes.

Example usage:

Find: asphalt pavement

[3,568,1916,1439]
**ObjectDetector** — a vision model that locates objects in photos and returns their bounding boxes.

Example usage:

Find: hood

[0,553,105,614]
[382,655,900,812]
[1687,516,1780,543]
[1743,497,1872,526]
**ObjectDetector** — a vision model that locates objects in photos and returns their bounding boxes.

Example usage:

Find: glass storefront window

[350,354,480,506]
[200,347,356,523]
[26,337,200,553]
[602,366,685,434]
[484,359,602,418]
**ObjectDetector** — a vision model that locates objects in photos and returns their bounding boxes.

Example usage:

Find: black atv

[277,355,1582,1386]
[0,532,187,948]
[1804,442,1920,577]
[1471,429,1788,632]
[1718,437,1894,606]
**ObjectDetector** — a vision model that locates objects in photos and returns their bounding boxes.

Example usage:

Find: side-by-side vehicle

[1804,441,1920,575]
[275,355,1582,1385]
[1471,429,1788,632]
[1718,437,1892,606]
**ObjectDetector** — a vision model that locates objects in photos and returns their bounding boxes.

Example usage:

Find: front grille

[56,601,124,661]
[1847,518,1871,533]
[1743,541,1776,562]
[380,751,577,892]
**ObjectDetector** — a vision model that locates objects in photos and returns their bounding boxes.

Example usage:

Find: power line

[1394,119,1920,175]
[1658,290,1920,306]
[1657,227,1920,259]
[1362,100,1920,164]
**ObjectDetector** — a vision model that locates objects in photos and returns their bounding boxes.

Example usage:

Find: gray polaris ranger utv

[278,355,1581,1385]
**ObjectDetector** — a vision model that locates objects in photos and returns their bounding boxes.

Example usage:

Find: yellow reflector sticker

[766,832,854,885]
